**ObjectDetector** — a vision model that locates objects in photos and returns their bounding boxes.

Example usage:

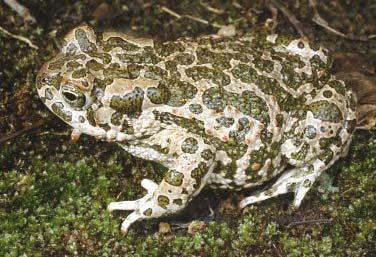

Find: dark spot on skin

[304,125,317,139]
[186,66,230,86]
[216,116,234,128]
[86,107,96,127]
[318,149,334,165]
[146,84,171,104]
[99,123,111,131]
[276,114,284,127]
[154,41,185,57]
[191,162,208,188]
[120,119,134,134]
[174,53,195,65]
[297,41,305,49]
[72,68,87,79]
[173,199,183,206]
[110,87,144,116]
[309,100,343,123]
[104,63,142,80]
[345,119,357,133]
[202,87,270,124]
[158,79,197,107]
[45,88,53,100]
[111,112,123,126]
[78,115,85,123]
[75,29,97,52]
[103,37,140,52]
[328,80,346,96]
[189,104,203,114]
[181,137,199,154]
[40,74,62,90]
[323,90,333,98]
[157,195,170,209]
[143,208,152,216]
[201,149,214,161]
[51,102,72,122]
[144,66,168,80]
[164,170,184,186]
[88,52,112,64]
[65,43,78,55]
[66,61,81,70]
[86,59,103,71]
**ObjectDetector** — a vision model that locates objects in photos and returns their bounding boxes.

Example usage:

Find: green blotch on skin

[202,87,270,124]
[323,90,333,98]
[305,125,317,139]
[174,53,195,65]
[110,112,123,126]
[104,63,141,80]
[72,68,87,78]
[159,79,197,107]
[181,137,198,154]
[75,29,97,52]
[191,162,207,187]
[329,80,346,96]
[120,120,134,134]
[86,107,96,127]
[154,41,185,57]
[88,52,112,64]
[186,66,230,86]
[201,149,214,161]
[146,84,171,104]
[346,119,357,133]
[216,116,235,128]
[144,66,168,80]
[66,61,81,70]
[110,87,144,115]
[157,195,170,208]
[86,59,104,71]
[164,170,184,186]
[189,104,203,114]
[309,100,343,123]
[318,149,334,164]
[51,102,72,122]
[143,208,152,216]
[37,74,62,90]
[172,198,183,206]
[103,37,140,51]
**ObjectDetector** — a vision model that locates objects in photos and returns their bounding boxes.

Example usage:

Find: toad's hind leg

[108,151,215,234]
[240,161,328,209]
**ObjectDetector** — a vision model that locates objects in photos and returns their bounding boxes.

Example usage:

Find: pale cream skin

[36,25,357,233]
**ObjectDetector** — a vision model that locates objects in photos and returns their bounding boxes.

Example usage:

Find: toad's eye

[62,86,86,109]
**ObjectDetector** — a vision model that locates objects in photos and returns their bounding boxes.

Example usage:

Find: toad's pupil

[63,91,78,101]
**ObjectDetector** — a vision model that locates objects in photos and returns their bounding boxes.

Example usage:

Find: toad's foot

[239,163,326,209]
[107,179,161,234]
[107,179,158,212]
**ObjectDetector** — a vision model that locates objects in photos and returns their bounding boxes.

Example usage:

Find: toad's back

[36,25,357,233]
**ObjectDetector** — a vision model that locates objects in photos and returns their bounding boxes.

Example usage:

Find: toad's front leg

[108,146,216,234]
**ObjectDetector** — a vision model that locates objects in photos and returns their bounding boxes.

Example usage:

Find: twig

[309,0,370,41]
[0,25,38,49]
[3,0,37,24]
[0,119,47,145]
[199,1,224,14]
[287,219,331,228]
[269,0,306,37]
[159,6,223,29]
